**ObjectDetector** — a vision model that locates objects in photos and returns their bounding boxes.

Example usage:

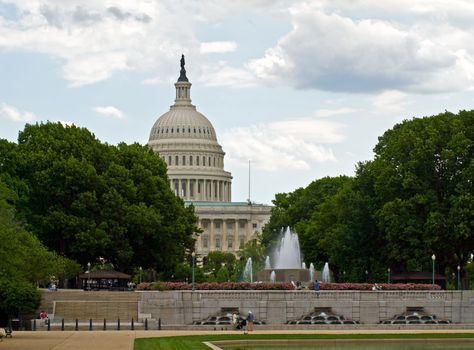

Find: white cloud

[93,106,125,119]
[0,103,36,122]
[199,61,256,88]
[200,41,237,54]
[221,119,344,171]
[313,107,358,118]
[248,2,474,93]
[372,90,409,113]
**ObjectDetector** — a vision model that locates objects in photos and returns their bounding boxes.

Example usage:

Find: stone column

[210,180,214,201]
[210,219,215,249]
[178,178,182,198]
[186,179,190,200]
[222,219,227,252]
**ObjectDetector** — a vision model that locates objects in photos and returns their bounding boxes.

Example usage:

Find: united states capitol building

[148,57,271,259]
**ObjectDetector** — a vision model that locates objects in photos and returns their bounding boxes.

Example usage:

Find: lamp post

[139,266,142,284]
[431,254,436,288]
[343,271,346,283]
[87,262,91,291]
[365,270,368,283]
[457,265,461,290]
[387,267,391,284]
[191,252,196,292]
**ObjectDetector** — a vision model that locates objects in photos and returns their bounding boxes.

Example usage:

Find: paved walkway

[2,329,474,350]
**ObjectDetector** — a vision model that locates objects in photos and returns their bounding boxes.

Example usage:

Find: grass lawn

[134,333,474,350]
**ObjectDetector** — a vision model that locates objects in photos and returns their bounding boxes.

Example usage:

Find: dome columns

[170,177,231,202]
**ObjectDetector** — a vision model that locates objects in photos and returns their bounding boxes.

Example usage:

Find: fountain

[270,270,276,283]
[258,227,321,283]
[322,262,331,282]
[309,263,315,282]
[265,256,271,269]
[242,257,253,282]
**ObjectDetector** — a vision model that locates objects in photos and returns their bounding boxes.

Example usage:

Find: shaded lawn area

[134,333,474,350]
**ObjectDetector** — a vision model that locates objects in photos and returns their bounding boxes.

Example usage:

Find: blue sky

[1,0,474,204]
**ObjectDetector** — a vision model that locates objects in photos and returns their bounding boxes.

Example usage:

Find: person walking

[313,280,320,298]
[246,310,254,332]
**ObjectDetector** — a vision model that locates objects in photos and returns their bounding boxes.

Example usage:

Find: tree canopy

[0,180,80,320]
[0,122,198,276]
[263,110,474,282]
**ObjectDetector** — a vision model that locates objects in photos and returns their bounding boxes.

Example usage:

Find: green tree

[368,111,474,273]
[0,122,199,275]
[203,251,236,279]
[0,180,78,321]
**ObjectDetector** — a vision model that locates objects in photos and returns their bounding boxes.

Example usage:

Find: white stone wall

[138,290,474,325]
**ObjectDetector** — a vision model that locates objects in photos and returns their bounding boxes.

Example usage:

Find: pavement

[2,329,474,350]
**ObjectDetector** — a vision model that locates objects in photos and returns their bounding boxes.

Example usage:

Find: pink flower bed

[315,282,441,290]
[136,281,440,291]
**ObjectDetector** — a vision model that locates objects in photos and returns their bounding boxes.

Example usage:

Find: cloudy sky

[1,0,474,204]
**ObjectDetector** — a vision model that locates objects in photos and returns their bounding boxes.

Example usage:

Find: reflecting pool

[216,339,474,350]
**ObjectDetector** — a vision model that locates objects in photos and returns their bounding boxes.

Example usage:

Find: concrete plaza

[2,329,474,350]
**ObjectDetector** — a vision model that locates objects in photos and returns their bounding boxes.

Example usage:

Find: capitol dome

[148,56,232,202]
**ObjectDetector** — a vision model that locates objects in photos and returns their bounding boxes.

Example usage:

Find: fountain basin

[258,269,321,283]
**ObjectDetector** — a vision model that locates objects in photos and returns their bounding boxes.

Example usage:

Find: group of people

[232,310,254,332]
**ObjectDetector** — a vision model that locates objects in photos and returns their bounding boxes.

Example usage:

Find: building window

[208,157,211,166]
[203,237,208,248]
[228,239,233,249]
[214,221,221,229]
[175,155,179,165]
[227,222,234,230]
[197,156,200,166]
[190,156,193,165]
[182,155,186,165]
[190,181,194,197]
[198,182,201,193]
[239,221,245,229]
[168,156,172,165]
[213,157,216,166]
[202,221,208,229]
[252,223,257,229]
[203,157,206,166]
[215,237,221,249]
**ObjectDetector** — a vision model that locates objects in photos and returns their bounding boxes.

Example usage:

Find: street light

[365,270,368,283]
[343,271,346,283]
[457,265,461,290]
[87,262,91,291]
[431,254,436,288]
[387,267,391,284]
[191,252,196,292]
[139,266,142,284]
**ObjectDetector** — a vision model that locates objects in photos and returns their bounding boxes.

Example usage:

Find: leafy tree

[203,251,236,279]
[0,180,78,321]
[368,111,474,273]
[0,122,199,275]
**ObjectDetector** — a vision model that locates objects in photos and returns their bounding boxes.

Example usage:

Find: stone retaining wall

[138,290,474,325]
[40,290,474,325]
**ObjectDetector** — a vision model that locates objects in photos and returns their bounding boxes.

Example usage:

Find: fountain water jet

[270,271,276,283]
[242,257,253,282]
[309,263,315,282]
[274,227,302,269]
[265,256,271,269]
[259,227,321,283]
[322,262,331,282]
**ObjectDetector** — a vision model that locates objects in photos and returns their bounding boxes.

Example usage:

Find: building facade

[148,57,271,258]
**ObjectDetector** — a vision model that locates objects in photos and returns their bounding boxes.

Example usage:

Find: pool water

[216,339,474,350]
